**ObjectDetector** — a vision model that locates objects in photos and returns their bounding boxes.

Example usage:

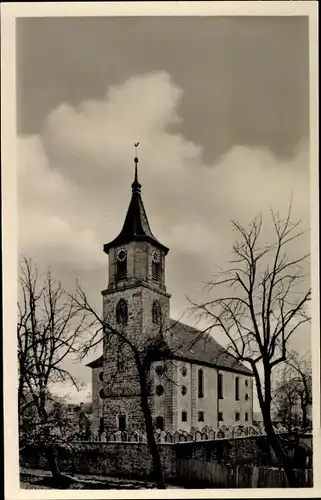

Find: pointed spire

[103,143,169,255]
[131,155,141,194]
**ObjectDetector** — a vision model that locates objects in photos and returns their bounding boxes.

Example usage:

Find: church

[87,155,253,437]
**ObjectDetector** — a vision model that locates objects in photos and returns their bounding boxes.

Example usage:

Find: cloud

[18,71,310,400]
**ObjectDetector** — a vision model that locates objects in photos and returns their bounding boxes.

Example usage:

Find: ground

[20,468,181,490]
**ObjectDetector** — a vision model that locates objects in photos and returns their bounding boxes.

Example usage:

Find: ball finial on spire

[132,142,141,193]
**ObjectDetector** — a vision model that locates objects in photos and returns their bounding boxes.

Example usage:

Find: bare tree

[18,258,86,485]
[190,206,311,487]
[273,363,302,431]
[285,350,312,430]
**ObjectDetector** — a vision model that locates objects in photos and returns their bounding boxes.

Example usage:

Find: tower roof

[103,155,169,254]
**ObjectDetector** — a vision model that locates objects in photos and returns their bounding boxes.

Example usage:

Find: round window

[156,385,164,396]
[181,385,187,396]
[181,365,187,377]
[155,365,165,376]
[99,371,103,381]
[99,389,104,399]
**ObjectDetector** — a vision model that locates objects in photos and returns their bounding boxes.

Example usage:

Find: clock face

[152,250,161,264]
[117,248,127,262]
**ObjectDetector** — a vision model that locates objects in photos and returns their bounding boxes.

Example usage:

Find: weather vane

[134,142,140,162]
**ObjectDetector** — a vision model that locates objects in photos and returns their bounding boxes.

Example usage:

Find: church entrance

[155,416,164,431]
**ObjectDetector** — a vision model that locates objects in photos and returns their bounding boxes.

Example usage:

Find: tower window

[235,377,240,401]
[235,412,240,422]
[245,412,249,422]
[152,261,161,282]
[198,369,204,398]
[218,412,224,422]
[181,411,187,422]
[245,393,249,401]
[116,299,128,325]
[116,248,127,281]
[198,411,204,422]
[99,417,104,435]
[117,351,125,371]
[152,301,161,325]
[218,373,223,399]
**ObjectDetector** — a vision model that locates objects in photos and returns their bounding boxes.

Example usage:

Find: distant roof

[86,319,252,376]
[87,355,103,368]
[103,161,169,254]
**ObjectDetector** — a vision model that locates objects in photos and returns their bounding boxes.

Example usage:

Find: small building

[87,156,253,436]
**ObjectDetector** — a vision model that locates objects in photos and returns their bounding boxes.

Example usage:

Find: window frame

[198,411,204,423]
[218,373,223,399]
[235,376,240,401]
[116,299,128,325]
[116,257,127,281]
[198,368,204,399]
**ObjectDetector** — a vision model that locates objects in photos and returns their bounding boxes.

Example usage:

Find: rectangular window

[235,412,240,422]
[245,412,249,422]
[198,411,204,422]
[218,412,224,422]
[235,376,240,401]
[181,411,187,422]
[198,369,204,398]
[218,373,223,399]
[116,260,127,281]
[118,414,127,431]
[152,262,161,281]
[99,417,104,435]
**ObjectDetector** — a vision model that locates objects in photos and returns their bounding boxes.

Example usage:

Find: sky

[16,16,310,404]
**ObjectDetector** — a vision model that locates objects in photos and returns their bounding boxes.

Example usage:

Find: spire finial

[132,142,141,193]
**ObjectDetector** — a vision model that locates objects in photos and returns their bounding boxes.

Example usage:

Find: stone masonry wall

[91,366,104,437]
[101,238,171,433]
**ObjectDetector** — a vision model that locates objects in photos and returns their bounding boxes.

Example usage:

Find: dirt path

[20,467,181,490]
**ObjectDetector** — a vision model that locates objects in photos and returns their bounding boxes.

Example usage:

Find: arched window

[152,261,161,282]
[116,299,128,325]
[152,301,161,325]
[198,369,204,398]
[155,416,164,431]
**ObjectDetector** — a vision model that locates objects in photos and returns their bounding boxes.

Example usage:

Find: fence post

[252,466,259,488]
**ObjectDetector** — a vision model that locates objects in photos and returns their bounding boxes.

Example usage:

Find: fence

[176,459,313,488]
[94,424,285,444]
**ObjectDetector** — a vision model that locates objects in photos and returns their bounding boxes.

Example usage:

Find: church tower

[101,154,171,432]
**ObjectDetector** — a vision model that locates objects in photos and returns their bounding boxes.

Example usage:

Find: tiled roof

[86,320,252,375]
[167,320,253,375]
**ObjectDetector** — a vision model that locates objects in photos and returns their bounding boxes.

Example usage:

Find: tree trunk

[262,365,298,487]
[262,405,298,487]
[46,445,61,478]
[301,401,308,429]
[139,372,166,489]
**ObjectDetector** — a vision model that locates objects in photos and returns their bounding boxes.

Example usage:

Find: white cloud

[18,71,310,402]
